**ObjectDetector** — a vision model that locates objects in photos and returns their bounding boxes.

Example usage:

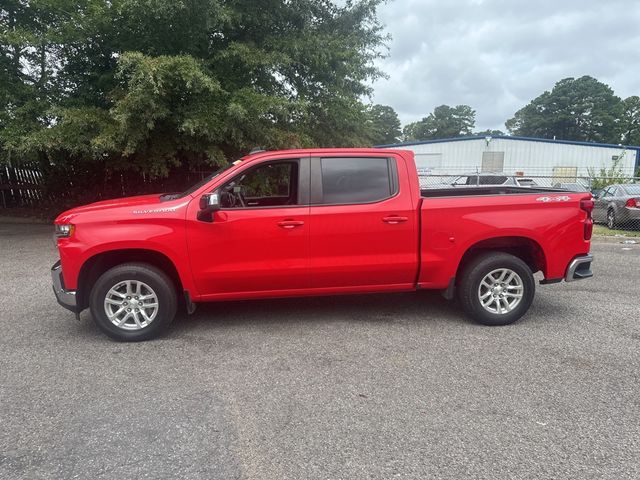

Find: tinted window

[481,175,507,185]
[320,157,394,204]
[465,175,507,185]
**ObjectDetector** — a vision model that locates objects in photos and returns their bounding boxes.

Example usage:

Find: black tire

[89,263,177,341]
[458,252,535,326]
[607,209,617,229]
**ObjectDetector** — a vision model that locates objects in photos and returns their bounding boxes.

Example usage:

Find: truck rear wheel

[89,263,177,341]
[458,252,535,326]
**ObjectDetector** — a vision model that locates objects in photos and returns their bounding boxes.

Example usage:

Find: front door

[188,157,310,297]
[308,155,418,289]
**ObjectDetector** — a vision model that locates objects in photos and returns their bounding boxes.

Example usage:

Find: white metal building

[377,135,640,179]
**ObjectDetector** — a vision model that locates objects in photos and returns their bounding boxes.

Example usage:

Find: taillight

[580,197,594,241]
[580,198,595,214]
[625,198,640,208]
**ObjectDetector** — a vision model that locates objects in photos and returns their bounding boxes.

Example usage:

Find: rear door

[308,155,418,289]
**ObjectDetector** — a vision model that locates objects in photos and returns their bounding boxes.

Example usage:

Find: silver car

[593,184,640,229]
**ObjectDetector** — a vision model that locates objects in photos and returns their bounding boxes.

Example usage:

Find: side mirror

[197,192,220,222]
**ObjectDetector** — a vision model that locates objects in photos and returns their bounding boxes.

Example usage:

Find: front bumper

[564,254,594,282]
[51,260,79,313]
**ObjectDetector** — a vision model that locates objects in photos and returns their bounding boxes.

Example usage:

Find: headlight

[54,224,75,238]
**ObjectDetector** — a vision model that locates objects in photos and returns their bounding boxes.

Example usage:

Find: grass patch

[593,225,640,237]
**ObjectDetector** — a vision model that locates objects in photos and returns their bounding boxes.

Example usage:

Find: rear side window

[319,157,396,204]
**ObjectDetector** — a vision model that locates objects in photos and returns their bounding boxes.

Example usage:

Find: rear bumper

[51,260,79,313]
[564,254,594,282]
[618,207,640,223]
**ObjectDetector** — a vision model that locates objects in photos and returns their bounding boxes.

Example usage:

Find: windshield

[624,184,640,195]
[178,160,241,198]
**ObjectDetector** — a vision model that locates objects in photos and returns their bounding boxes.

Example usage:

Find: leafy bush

[587,155,633,190]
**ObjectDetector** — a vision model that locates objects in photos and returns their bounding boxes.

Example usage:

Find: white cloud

[371,0,640,130]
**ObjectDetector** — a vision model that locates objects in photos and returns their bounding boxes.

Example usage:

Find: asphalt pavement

[1,224,638,479]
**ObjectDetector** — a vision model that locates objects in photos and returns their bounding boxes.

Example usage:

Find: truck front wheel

[458,252,535,326]
[89,263,177,341]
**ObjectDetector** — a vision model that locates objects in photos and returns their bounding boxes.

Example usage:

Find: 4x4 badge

[536,195,571,203]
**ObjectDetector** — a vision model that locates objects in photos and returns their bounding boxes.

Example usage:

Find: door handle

[277,220,305,229]
[382,216,408,224]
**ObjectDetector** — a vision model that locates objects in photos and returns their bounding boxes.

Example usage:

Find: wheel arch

[456,236,547,282]
[76,249,184,311]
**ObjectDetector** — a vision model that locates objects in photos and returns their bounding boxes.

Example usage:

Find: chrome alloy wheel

[104,280,159,330]
[477,268,524,315]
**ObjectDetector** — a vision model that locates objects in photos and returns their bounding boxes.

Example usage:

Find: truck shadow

[171,290,464,334]
[69,289,570,341]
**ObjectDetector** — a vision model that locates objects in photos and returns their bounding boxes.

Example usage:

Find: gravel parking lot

[1,223,638,480]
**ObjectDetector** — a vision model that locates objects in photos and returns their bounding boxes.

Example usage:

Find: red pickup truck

[52,148,594,341]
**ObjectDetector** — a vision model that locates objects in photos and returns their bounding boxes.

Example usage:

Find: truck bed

[416,186,592,290]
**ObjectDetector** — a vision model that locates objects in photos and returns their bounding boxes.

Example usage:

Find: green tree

[366,104,401,145]
[0,0,66,162]
[505,76,623,143]
[403,104,475,141]
[620,96,640,145]
[475,129,505,136]
[0,0,389,192]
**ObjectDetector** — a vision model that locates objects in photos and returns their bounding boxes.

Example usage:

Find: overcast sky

[370,0,640,131]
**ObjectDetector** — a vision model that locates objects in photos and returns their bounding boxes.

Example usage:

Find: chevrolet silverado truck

[52,148,594,341]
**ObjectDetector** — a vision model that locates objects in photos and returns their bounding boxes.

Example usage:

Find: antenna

[249,147,266,154]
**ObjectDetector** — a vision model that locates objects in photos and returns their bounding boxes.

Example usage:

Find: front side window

[219,161,299,208]
[319,157,396,204]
